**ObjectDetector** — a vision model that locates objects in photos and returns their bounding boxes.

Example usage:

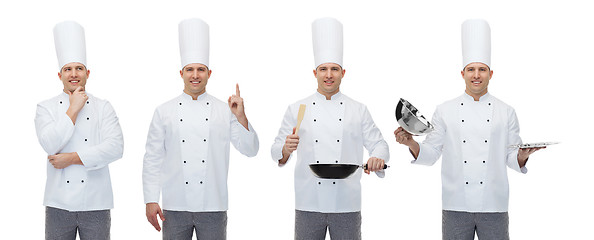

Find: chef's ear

[489,70,493,78]
[313,69,317,77]
[58,72,62,79]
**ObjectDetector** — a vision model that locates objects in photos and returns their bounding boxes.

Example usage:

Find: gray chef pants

[45,206,110,240]
[162,210,227,240]
[295,210,361,240]
[442,210,509,240]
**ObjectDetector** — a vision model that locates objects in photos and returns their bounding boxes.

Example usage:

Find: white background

[1,0,591,239]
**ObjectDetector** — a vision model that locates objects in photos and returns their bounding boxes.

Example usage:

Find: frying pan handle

[363,164,389,170]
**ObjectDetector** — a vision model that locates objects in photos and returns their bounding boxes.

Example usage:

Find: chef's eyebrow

[316,65,343,71]
[60,66,72,73]
[182,66,209,71]
[463,66,490,71]
[72,65,87,71]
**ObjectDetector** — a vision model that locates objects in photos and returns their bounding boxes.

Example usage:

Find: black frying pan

[309,164,389,179]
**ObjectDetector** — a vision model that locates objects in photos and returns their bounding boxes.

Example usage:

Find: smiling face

[461,62,493,100]
[181,63,211,98]
[314,62,345,99]
[59,62,89,93]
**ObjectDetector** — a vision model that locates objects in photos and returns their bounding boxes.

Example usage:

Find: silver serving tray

[509,142,559,149]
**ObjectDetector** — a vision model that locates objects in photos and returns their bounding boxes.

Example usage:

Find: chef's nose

[473,70,480,79]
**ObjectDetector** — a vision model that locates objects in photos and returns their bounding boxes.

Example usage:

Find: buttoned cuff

[239,122,256,140]
[374,170,386,178]
[412,143,437,166]
[271,146,292,167]
[507,149,528,174]
[143,193,160,205]
[77,149,102,171]
[236,122,259,157]
[59,112,76,134]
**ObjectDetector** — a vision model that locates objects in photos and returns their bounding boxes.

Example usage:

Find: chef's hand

[47,152,82,169]
[394,127,415,146]
[517,147,546,168]
[228,84,249,129]
[280,127,299,165]
[394,127,420,158]
[146,203,165,232]
[364,157,385,174]
[66,86,88,124]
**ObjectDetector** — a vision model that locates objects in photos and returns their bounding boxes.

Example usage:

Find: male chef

[143,18,259,240]
[34,21,124,240]
[394,19,544,239]
[271,18,389,240]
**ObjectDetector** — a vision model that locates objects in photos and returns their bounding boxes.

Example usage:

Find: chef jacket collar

[181,91,208,101]
[462,91,491,102]
[314,91,343,101]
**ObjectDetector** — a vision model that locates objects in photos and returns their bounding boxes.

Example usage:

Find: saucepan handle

[363,164,389,170]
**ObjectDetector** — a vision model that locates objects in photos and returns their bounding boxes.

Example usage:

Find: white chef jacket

[35,92,124,211]
[271,92,389,213]
[415,92,524,212]
[143,92,259,212]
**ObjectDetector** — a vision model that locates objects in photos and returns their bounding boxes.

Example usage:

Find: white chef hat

[312,17,343,68]
[54,21,86,71]
[461,19,491,69]
[179,18,210,69]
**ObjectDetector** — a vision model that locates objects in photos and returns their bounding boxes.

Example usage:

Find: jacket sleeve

[143,108,166,204]
[361,106,390,178]
[76,101,124,171]
[505,108,526,173]
[34,103,75,155]
[270,106,295,165]
[230,113,259,157]
[414,107,444,166]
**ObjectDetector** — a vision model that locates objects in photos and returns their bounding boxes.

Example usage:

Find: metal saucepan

[309,164,389,179]
[395,98,434,135]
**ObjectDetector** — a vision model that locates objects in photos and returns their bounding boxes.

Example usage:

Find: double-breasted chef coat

[415,92,524,212]
[272,92,389,213]
[143,92,259,212]
[35,92,124,211]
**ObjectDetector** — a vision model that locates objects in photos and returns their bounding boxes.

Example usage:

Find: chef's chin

[321,85,339,93]
[65,85,83,92]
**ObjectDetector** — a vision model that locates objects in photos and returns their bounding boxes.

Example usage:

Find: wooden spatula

[295,104,306,134]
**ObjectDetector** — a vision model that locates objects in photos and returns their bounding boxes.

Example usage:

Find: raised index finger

[236,83,240,97]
